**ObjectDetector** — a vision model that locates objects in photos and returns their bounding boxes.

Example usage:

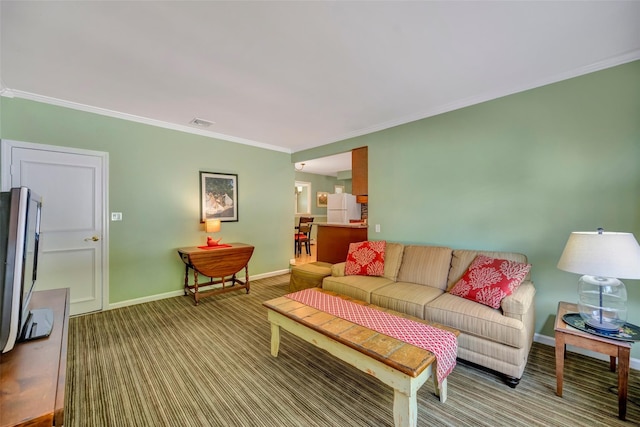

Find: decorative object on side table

[557,228,640,332]
[562,313,640,342]
[205,219,222,246]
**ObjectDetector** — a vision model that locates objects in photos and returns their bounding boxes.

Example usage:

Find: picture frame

[316,191,329,208]
[200,171,238,222]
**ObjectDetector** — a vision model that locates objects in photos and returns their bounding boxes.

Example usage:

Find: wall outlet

[111,212,123,221]
[375,224,380,233]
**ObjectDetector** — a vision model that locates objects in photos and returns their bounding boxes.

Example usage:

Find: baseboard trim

[107,269,290,311]
[534,333,640,370]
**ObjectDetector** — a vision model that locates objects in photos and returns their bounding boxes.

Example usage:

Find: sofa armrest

[331,262,346,277]
[501,281,535,320]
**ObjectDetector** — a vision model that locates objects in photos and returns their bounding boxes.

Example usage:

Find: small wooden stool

[289,262,333,291]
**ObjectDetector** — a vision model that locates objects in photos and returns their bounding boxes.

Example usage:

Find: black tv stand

[19,308,54,341]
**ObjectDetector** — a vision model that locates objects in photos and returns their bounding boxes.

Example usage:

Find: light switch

[111,212,123,221]
[375,224,380,233]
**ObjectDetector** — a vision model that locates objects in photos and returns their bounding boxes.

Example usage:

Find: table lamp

[205,219,222,246]
[557,228,640,331]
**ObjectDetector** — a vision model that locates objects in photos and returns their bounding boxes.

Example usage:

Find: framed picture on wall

[317,191,329,208]
[200,171,238,222]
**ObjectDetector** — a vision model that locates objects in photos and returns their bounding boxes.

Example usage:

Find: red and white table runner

[285,288,457,385]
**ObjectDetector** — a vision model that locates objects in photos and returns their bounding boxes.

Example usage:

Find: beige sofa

[322,243,536,387]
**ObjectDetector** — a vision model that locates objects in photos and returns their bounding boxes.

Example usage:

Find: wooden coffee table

[263,289,459,427]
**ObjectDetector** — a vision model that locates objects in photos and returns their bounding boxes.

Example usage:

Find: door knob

[84,235,100,242]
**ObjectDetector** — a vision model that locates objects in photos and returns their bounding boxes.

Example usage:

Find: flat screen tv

[0,186,50,353]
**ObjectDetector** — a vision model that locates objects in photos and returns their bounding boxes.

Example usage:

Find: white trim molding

[106,269,290,311]
[2,89,291,154]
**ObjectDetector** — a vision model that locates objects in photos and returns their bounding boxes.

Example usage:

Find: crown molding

[0,78,14,98]
[4,51,639,155]
[311,51,640,150]
[0,90,292,154]
[0,88,14,98]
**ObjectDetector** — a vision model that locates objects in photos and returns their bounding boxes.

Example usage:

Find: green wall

[2,60,639,357]
[293,171,351,242]
[294,170,351,216]
[0,99,294,304]
[296,61,640,357]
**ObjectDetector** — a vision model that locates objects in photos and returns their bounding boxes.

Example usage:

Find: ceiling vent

[190,118,214,127]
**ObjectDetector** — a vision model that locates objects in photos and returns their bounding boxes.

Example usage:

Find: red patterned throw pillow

[345,241,386,276]
[449,255,531,309]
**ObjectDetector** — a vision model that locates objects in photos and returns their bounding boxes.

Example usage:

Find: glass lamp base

[577,275,627,332]
[584,318,622,332]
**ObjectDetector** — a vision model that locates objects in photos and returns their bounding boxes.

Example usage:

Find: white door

[2,140,108,315]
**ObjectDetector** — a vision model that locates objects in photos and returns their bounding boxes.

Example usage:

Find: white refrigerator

[327,193,361,224]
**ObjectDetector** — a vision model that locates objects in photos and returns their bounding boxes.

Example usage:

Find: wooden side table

[555,301,632,420]
[178,243,254,305]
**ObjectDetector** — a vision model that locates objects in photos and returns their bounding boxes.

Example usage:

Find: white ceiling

[1,1,639,158]
[294,152,352,177]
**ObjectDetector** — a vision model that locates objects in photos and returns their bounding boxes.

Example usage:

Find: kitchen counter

[318,223,368,229]
[316,223,368,264]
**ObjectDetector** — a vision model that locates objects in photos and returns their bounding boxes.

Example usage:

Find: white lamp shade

[557,231,640,279]
[205,219,221,233]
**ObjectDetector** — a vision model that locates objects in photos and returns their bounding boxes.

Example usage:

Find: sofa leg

[504,375,520,388]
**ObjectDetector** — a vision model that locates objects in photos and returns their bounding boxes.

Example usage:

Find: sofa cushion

[345,240,386,276]
[449,255,531,309]
[425,293,527,348]
[371,282,444,320]
[383,242,405,281]
[396,245,453,291]
[321,275,394,303]
[447,249,530,290]
[330,242,405,281]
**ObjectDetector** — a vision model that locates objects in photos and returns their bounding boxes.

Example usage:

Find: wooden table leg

[393,388,417,427]
[183,265,189,295]
[555,332,565,397]
[245,265,250,294]
[270,322,280,357]
[436,378,447,403]
[618,347,630,420]
[193,270,200,305]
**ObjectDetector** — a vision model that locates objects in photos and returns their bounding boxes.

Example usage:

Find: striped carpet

[66,274,640,426]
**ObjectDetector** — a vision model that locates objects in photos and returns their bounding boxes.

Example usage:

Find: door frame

[1,139,109,313]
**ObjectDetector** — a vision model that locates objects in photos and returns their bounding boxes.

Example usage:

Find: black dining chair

[294,217,314,256]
